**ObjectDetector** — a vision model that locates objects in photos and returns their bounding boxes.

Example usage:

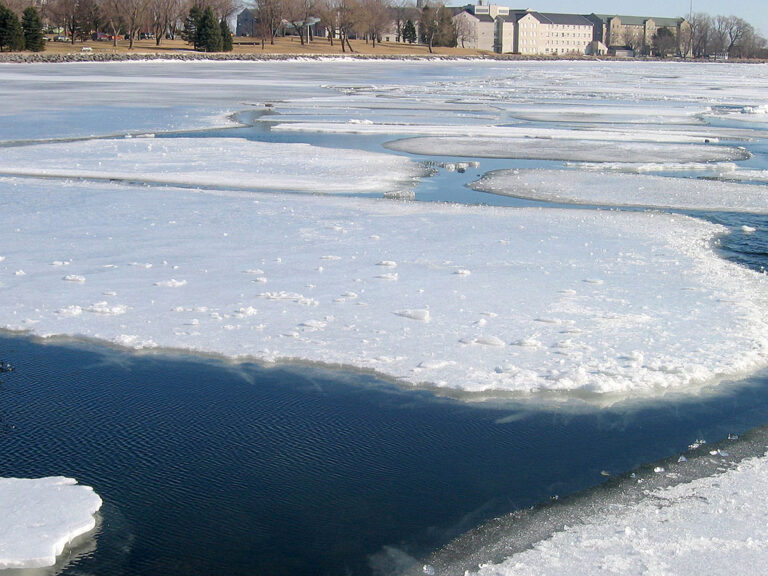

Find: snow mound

[0,138,425,196]
[471,169,768,213]
[0,476,102,570]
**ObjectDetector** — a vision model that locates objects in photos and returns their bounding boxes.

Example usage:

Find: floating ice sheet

[0,138,425,196]
[469,451,768,576]
[2,177,767,402]
[384,136,749,163]
[0,476,102,569]
[471,169,768,213]
[273,121,728,144]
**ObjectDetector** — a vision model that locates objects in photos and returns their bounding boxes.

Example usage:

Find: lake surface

[2,334,768,575]
[2,61,768,575]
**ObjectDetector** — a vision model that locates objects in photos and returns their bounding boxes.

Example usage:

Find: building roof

[539,12,593,26]
[519,11,593,26]
[455,10,495,22]
[591,13,685,27]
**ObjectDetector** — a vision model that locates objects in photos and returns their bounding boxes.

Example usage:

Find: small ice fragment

[728,433,739,440]
[377,260,397,268]
[14,270,26,276]
[475,336,506,347]
[678,455,687,463]
[600,470,611,476]
[155,279,187,287]
[653,466,665,473]
[583,278,604,285]
[51,260,71,266]
[63,274,85,283]
[741,225,756,233]
[423,565,435,576]
[242,269,265,275]
[57,305,83,317]
[454,269,471,276]
[395,309,430,323]
[376,272,399,281]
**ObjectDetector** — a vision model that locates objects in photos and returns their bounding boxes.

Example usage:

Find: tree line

[1,0,766,58]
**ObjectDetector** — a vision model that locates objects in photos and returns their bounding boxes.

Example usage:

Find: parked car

[53,35,68,42]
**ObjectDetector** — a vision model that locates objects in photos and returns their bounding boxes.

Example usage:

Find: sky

[449,0,767,36]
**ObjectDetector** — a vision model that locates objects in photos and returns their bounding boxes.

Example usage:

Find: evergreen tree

[0,5,25,51]
[402,19,416,44]
[181,4,203,50]
[22,6,44,52]
[219,18,232,52]
[196,7,222,52]
[0,9,24,52]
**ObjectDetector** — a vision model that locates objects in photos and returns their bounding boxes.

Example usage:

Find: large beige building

[586,13,690,53]
[495,10,594,55]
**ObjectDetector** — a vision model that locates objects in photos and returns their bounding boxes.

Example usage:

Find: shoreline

[1,51,765,64]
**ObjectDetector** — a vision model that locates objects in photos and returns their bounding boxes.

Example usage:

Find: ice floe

[469,452,768,576]
[384,137,748,163]
[472,169,768,213]
[0,476,102,569]
[0,138,424,196]
[2,177,767,402]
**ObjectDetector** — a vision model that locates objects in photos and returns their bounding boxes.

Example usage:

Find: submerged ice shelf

[0,476,102,569]
[1,177,767,402]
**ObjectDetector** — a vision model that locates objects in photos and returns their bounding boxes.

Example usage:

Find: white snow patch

[0,477,102,570]
[470,453,768,576]
[63,274,85,283]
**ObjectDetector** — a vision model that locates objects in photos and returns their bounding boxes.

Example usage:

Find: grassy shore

[36,36,490,57]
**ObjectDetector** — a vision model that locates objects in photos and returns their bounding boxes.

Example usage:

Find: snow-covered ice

[469,451,768,576]
[0,138,424,196]
[384,137,749,163]
[0,476,102,569]
[1,176,767,402]
[471,169,768,213]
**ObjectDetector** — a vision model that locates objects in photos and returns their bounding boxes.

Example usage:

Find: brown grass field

[39,35,490,57]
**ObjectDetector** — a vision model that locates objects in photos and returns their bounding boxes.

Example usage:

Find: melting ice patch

[0,138,424,196]
[0,477,102,569]
[472,170,768,214]
[2,177,767,402]
[384,137,748,164]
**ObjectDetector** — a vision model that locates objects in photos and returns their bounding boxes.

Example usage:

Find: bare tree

[254,0,281,46]
[314,0,337,45]
[283,0,314,45]
[101,0,150,48]
[150,0,184,44]
[624,26,645,53]
[687,12,711,57]
[453,12,474,48]
[358,0,389,47]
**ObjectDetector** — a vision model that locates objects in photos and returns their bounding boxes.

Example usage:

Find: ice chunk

[0,476,102,569]
[472,170,768,213]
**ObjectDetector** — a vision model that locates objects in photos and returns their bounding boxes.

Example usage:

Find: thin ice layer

[1,178,767,401]
[384,137,748,163]
[470,452,768,576]
[0,138,424,196]
[471,169,768,213]
[0,477,102,569]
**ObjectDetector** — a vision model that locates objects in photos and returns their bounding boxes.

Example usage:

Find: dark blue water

[2,335,768,575]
